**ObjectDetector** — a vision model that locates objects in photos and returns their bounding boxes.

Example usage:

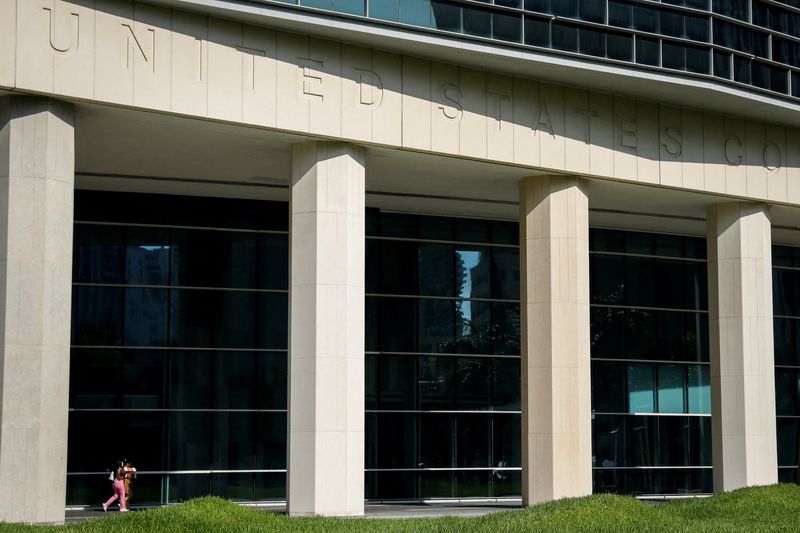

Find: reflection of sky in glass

[456,250,481,327]
[457,250,481,300]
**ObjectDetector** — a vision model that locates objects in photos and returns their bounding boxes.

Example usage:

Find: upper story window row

[269,0,800,102]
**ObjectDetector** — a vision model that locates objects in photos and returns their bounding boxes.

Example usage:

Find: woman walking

[102,461,128,512]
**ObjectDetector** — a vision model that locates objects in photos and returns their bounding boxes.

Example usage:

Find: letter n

[122,24,155,72]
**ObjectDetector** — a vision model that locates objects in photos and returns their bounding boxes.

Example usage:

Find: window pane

[456,247,491,299]
[125,227,170,285]
[456,357,491,409]
[419,299,454,353]
[456,414,490,468]
[687,365,711,414]
[399,0,431,25]
[432,0,461,31]
[379,240,419,295]
[171,229,257,289]
[593,414,627,467]
[370,0,398,20]
[492,358,521,410]
[628,416,658,466]
[420,356,455,409]
[491,248,519,300]
[592,361,626,413]
[376,297,418,352]
[72,286,124,346]
[74,224,124,284]
[494,12,522,43]
[628,363,656,413]
[124,288,168,346]
[420,414,453,467]
[552,22,578,52]
[419,244,454,297]
[377,413,418,468]
[379,355,418,410]
[636,37,660,66]
[658,416,689,466]
[463,5,491,37]
[658,364,686,414]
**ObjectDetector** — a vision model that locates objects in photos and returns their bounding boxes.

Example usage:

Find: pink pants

[104,480,126,510]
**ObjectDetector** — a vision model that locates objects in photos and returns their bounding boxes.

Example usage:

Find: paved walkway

[65,501,521,524]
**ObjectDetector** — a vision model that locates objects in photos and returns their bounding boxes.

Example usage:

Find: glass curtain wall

[67,191,289,506]
[774,244,800,483]
[590,229,712,495]
[364,210,522,500]
[271,0,800,100]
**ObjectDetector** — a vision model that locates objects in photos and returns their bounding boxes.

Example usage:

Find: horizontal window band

[773,266,800,273]
[592,466,712,470]
[591,358,710,365]
[75,220,289,235]
[590,304,709,314]
[366,235,519,249]
[365,467,521,472]
[590,250,707,263]
[71,346,287,352]
[68,409,287,413]
[592,412,711,417]
[67,470,286,476]
[366,410,521,415]
[366,293,519,304]
[72,283,288,294]
[366,351,520,359]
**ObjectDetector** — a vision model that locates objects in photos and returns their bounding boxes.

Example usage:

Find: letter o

[763,142,781,171]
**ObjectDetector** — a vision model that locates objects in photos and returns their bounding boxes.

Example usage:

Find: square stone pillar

[707,203,777,491]
[519,175,592,505]
[0,97,74,524]
[288,142,365,516]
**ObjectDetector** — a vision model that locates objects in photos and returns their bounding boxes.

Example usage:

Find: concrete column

[519,175,592,505]
[287,142,364,516]
[0,97,74,524]
[707,203,777,492]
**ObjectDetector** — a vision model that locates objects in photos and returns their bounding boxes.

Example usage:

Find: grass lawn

[2,484,800,532]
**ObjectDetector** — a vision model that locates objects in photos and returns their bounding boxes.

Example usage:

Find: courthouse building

[1,0,800,524]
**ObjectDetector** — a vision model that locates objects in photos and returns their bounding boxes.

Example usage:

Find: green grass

[3,484,800,532]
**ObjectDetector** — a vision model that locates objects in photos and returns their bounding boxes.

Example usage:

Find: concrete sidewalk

[65,501,522,524]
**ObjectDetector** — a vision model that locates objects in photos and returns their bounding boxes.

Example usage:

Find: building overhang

[147,0,800,127]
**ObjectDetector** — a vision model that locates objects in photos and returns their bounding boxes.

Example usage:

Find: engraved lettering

[724,136,743,166]
[534,101,554,137]
[299,58,324,101]
[573,107,598,144]
[763,142,781,171]
[662,126,682,158]
[621,119,637,149]
[438,83,463,121]
[356,68,383,108]
[486,91,510,130]
[121,24,155,72]
[238,46,266,91]
[43,6,79,56]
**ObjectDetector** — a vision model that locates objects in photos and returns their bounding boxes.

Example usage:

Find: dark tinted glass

[525,16,551,47]
[636,37,660,66]
[463,5,491,37]
[494,12,522,42]
[592,361,627,413]
[552,22,579,52]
